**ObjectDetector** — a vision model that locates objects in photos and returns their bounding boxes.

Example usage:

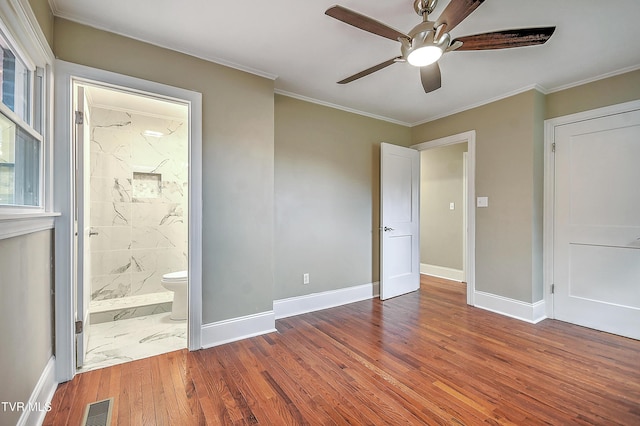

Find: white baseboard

[201,311,276,349]
[17,356,57,426]
[274,282,379,320]
[420,264,464,282]
[474,291,547,324]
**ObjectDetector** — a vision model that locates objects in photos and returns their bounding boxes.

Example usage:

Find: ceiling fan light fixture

[407,45,443,67]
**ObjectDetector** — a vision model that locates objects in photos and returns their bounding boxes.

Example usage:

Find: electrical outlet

[477,196,489,208]
[303,273,310,285]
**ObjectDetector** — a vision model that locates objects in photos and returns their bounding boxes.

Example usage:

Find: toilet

[161,270,188,320]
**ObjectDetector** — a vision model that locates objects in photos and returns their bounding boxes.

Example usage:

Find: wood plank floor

[44,276,640,425]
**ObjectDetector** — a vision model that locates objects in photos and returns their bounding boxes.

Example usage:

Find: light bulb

[407,45,443,67]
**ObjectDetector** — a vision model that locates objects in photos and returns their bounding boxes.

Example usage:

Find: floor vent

[82,397,113,426]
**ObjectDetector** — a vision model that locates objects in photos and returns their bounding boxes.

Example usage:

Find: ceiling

[82,83,188,120]
[49,0,640,126]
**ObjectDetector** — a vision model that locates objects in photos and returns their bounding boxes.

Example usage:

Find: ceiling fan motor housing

[414,0,438,16]
[400,21,451,66]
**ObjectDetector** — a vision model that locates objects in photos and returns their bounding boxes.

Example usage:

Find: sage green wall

[532,90,545,302]
[0,231,53,426]
[28,0,53,47]
[412,69,640,304]
[420,143,467,271]
[546,69,640,119]
[274,95,411,299]
[53,18,275,323]
[412,90,541,303]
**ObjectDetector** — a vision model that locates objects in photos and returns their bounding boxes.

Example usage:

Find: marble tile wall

[89,106,189,302]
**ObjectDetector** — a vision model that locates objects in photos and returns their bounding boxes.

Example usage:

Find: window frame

[0,0,56,237]
[0,99,44,210]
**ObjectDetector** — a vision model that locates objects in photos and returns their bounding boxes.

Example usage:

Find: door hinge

[75,110,84,125]
[551,284,555,294]
[75,320,83,334]
[551,143,556,153]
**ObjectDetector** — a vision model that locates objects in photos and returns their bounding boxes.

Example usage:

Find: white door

[380,143,420,300]
[74,85,92,367]
[554,108,640,340]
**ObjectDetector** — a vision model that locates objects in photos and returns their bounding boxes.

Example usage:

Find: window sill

[0,212,60,240]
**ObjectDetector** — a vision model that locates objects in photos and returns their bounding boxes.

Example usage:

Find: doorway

[74,81,190,370]
[412,131,476,305]
[54,60,203,382]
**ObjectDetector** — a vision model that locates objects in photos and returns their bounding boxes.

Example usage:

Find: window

[0,34,30,123]
[0,28,43,209]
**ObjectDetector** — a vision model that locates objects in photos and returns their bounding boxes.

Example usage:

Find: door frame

[412,130,476,306]
[53,60,203,382]
[543,99,640,320]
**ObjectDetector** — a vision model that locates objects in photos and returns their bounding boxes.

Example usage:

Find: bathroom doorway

[73,80,190,371]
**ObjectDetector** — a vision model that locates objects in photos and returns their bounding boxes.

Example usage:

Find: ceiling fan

[325,0,556,93]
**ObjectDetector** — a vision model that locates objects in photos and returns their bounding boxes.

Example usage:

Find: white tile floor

[79,312,187,372]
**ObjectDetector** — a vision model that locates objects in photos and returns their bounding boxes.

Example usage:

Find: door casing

[53,60,203,382]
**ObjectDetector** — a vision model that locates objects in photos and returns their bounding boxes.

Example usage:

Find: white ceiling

[49,0,640,126]
[83,83,188,120]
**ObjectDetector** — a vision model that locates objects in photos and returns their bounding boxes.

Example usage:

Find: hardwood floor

[44,276,640,425]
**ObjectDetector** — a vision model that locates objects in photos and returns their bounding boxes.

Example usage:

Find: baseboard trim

[420,264,464,282]
[201,311,276,349]
[17,355,57,426]
[474,291,547,324]
[274,282,380,320]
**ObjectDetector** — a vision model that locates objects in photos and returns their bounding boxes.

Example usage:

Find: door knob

[89,230,99,237]
[384,226,394,232]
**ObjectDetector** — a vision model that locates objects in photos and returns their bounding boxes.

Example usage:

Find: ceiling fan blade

[452,27,556,51]
[338,58,401,84]
[326,5,409,42]
[435,0,485,34]
[420,62,441,93]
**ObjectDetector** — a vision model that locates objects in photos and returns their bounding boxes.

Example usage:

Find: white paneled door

[553,108,640,340]
[380,143,420,300]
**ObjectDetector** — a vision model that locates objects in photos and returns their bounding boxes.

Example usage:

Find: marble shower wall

[89,106,188,302]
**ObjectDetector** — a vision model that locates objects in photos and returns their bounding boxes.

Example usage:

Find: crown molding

[49,5,279,81]
[546,64,640,94]
[274,89,412,127]
[410,84,547,127]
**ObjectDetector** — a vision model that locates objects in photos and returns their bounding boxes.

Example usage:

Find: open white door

[553,108,640,339]
[74,85,91,368]
[380,143,420,300]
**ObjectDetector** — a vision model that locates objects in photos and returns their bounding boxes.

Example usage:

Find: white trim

[53,60,203,381]
[462,152,468,283]
[16,356,57,426]
[0,214,57,239]
[546,64,640,94]
[201,311,277,349]
[48,6,277,81]
[420,264,464,282]
[274,282,379,320]
[543,99,640,320]
[474,291,547,324]
[0,0,54,65]
[411,85,547,127]
[274,90,411,127]
[412,130,476,306]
